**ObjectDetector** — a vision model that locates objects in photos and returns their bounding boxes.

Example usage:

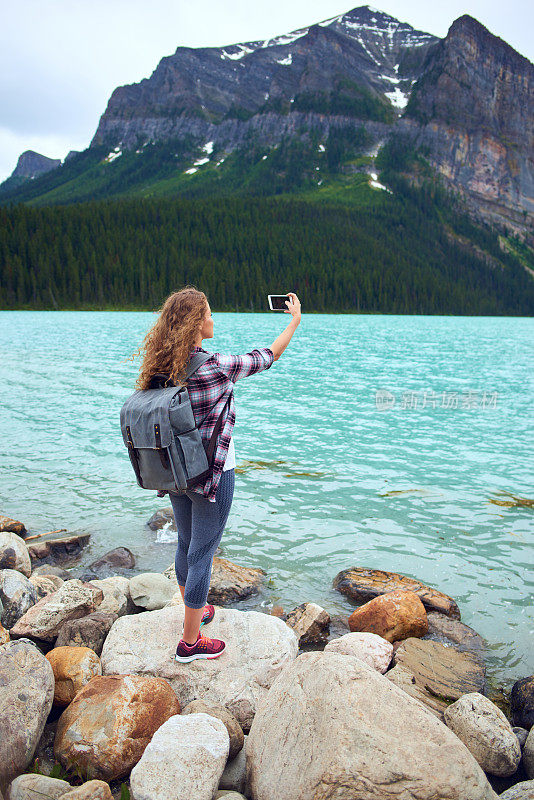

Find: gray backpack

[120,352,230,493]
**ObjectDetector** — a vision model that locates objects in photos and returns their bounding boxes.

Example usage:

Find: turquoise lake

[0,310,532,690]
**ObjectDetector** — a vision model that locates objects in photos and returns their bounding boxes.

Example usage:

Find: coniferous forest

[1,136,533,315]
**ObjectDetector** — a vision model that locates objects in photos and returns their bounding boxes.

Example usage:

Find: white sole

[174,650,224,662]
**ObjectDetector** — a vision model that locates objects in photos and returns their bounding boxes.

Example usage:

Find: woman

[134,286,301,662]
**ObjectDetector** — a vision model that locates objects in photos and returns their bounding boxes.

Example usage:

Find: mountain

[2,6,532,236]
[1,150,62,192]
[399,14,534,233]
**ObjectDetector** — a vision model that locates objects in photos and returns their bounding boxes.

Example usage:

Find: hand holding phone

[284,292,301,323]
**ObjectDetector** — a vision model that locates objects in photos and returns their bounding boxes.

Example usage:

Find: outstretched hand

[284,292,301,323]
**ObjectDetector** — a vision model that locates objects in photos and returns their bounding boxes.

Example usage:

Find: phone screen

[268,294,290,311]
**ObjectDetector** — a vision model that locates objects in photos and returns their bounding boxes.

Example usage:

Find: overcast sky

[1,0,532,183]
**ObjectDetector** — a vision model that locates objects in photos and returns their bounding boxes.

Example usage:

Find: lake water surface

[0,310,532,690]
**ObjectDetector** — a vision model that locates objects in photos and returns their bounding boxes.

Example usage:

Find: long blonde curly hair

[131,286,208,390]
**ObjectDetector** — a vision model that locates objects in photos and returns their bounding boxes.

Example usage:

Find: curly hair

[130,286,208,390]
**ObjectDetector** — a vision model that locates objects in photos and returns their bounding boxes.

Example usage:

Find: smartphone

[268,294,291,312]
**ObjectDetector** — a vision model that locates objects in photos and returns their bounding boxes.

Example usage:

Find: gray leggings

[169,469,235,609]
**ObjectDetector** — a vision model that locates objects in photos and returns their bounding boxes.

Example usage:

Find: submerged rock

[245,650,497,800]
[86,547,136,576]
[333,566,461,618]
[393,636,486,701]
[54,674,180,782]
[100,604,298,732]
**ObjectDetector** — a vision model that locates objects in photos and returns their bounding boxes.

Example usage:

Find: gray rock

[182,699,243,760]
[425,610,487,667]
[245,651,497,800]
[28,534,90,566]
[32,565,70,579]
[88,576,134,616]
[324,631,393,673]
[5,773,70,799]
[511,676,534,731]
[394,636,486,700]
[499,780,534,799]
[129,713,229,800]
[514,728,530,749]
[28,575,64,600]
[100,604,298,732]
[146,507,175,531]
[0,639,55,786]
[444,692,522,777]
[87,548,135,576]
[219,735,248,796]
[0,533,31,578]
[55,611,117,656]
[9,580,103,642]
[0,569,39,628]
[524,727,534,779]
[129,572,176,610]
[284,602,330,644]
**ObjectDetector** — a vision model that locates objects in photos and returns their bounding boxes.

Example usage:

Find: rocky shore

[0,512,533,800]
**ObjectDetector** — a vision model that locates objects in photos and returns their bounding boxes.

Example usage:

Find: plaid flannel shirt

[166,345,275,502]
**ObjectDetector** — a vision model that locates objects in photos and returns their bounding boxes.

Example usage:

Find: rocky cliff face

[12,150,61,179]
[90,5,437,151]
[399,15,534,233]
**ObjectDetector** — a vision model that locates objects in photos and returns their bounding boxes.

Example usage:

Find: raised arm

[270,292,301,361]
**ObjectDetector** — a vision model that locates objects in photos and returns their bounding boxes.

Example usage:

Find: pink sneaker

[200,603,215,627]
[175,631,225,662]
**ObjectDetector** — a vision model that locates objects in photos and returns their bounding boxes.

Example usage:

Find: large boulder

[0,569,39,628]
[54,611,117,656]
[129,713,229,800]
[9,580,103,642]
[333,566,461,618]
[444,692,521,776]
[28,574,64,600]
[425,611,487,667]
[87,576,133,616]
[0,533,31,578]
[5,773,70,799]
[0,640,55,786]
[245,651,498,800]
[385,664,449,719]
[100,605,299,732]
[348,589,428,642]
[54,674,180,781]
[129,572,176,610]
[524,727,534,779]
[394,636,486,700]
[45,646,102,706]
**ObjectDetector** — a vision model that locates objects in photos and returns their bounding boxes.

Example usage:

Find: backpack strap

[149,352,212,389]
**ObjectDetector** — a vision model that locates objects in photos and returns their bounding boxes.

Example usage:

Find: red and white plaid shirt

[170,345,275,502]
